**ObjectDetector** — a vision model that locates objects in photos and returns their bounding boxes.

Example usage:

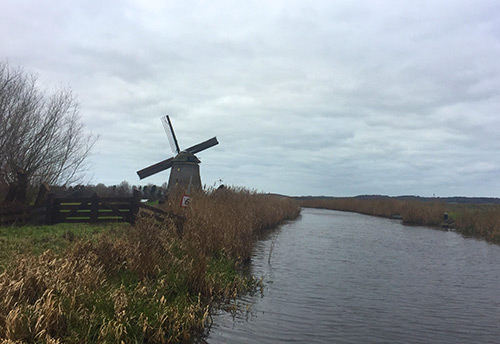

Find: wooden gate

[46,192,141,225]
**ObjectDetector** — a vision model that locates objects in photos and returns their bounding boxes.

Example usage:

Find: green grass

[0,222,130,271]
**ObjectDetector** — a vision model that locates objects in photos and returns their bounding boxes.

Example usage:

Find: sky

[1,1,500,197]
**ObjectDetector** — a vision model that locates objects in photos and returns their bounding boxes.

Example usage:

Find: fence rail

[0,203,31,226]
[47,193,140,225]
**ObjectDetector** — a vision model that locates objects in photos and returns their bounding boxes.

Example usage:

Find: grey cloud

[1,0,499,196]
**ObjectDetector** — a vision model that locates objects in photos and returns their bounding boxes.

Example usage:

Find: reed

[0,187,300,343]
[451,204,500,242]
[179,187,300,262]
[400,201,445,227]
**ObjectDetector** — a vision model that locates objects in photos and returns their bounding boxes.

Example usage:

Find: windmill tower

[137,115,218,193]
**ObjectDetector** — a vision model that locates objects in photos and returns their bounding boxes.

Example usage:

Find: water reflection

[206,208,500,343]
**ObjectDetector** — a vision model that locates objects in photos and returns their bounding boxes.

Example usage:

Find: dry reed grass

[179,187,299,262]
[452,205,500,242]
[0,187,300,343]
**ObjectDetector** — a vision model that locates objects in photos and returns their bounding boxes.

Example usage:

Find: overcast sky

[1,1,499,197]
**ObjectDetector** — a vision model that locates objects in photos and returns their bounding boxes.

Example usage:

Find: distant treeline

[41,181,165,201]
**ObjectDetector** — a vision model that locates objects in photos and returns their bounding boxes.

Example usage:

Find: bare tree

[0,61,98,202]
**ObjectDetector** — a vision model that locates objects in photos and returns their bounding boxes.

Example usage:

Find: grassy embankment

[0,187,300,343]
[298,198,500,243]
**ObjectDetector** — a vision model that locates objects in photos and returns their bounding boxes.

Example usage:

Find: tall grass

[451,204,500,242]
[180,187,300,262]
[0,187,300,343]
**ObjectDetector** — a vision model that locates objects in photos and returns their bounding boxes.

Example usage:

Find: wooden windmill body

[167,151,202,192]
[136,115,218,194]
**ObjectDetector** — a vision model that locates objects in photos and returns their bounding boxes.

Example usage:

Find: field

[0,223,116,272]
[298,197,500,243]
[0,187,300,343]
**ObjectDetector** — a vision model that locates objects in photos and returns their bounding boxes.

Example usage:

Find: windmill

[136,115,218,193]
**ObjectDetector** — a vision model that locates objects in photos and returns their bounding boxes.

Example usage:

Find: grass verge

[0,223,123,272]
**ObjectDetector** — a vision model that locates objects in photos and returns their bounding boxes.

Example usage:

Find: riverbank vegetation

[0,187,300,343]
[298,197,500,243]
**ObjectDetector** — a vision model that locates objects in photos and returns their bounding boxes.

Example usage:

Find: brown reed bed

[450,204,500,242]
[0,187,300,343]
[298,197,500,243]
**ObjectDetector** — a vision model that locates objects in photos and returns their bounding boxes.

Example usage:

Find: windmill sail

[186,137,219,154]
[137,157,174,179]
[162,115,181,154]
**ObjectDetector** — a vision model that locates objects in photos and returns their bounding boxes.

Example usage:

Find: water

[206,208,500,343]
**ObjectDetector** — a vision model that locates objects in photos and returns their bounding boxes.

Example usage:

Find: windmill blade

[136,157,174,179]
[161,115,181,154]
[186,137,219,155]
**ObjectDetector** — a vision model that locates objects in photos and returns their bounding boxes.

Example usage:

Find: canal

[206,208,500,343]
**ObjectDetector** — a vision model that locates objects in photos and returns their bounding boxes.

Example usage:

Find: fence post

[130,189,142,225]
[90,193,99,223]
[46,193,53,225]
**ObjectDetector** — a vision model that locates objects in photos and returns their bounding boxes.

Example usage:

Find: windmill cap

[173,151,201,163]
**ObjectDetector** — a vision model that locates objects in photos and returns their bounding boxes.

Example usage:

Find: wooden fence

[0,203,31,226]
[46,193,141,225]
[0,191,177,226]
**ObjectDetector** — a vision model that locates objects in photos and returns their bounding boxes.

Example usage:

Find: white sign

[180,194,190,207]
